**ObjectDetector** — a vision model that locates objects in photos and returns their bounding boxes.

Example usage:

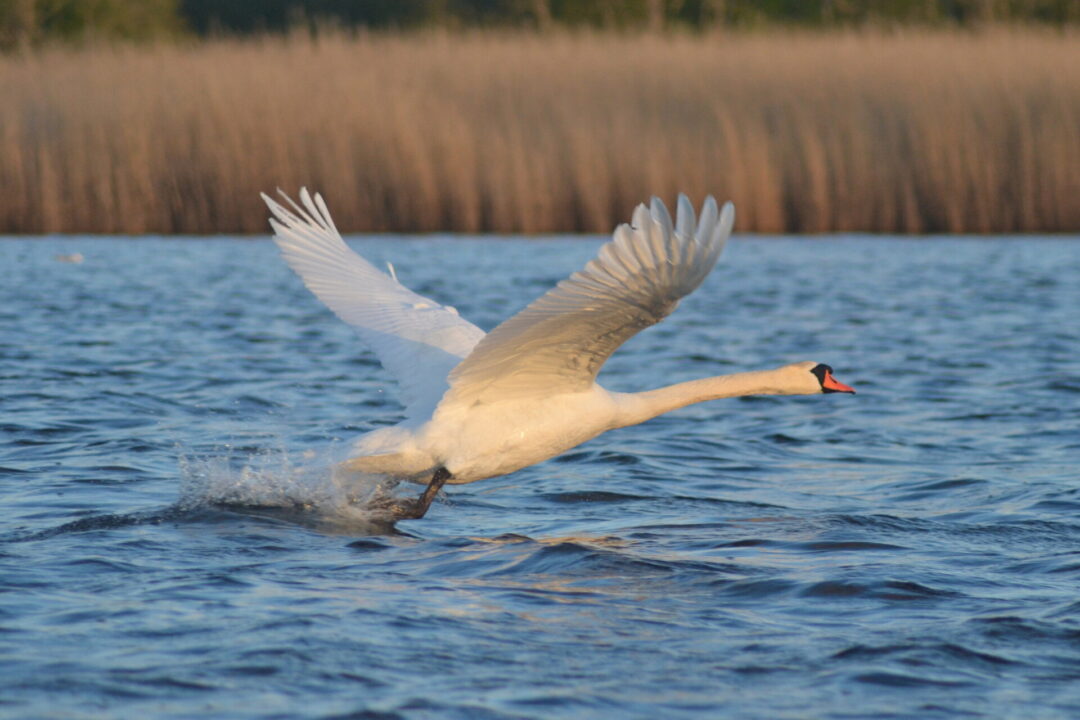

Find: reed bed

[1,30,1078,234]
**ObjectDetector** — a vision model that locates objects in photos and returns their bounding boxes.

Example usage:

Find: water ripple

[2,237,1080,719]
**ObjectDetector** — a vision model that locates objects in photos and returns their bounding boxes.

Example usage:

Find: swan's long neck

[611,368,801,429]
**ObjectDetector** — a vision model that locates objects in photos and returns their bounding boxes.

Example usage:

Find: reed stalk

[1,30,1077,234]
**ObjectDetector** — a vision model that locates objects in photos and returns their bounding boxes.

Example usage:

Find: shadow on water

[4,501,406,544]
[5,505,199,543]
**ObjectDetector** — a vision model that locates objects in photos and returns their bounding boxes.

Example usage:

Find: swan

[262,189,854,519]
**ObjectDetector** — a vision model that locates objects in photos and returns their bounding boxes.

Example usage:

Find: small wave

[541,490,651,504]
[968,615,1080,643]
[464,539,671,579]
[834,642,1015,668]
[712,577,799,599]
[854,671,970,688]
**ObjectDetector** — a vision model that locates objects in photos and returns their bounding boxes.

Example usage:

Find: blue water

[2,235,1079,719]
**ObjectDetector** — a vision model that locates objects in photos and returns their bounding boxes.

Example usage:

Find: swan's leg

[395,467,451,520]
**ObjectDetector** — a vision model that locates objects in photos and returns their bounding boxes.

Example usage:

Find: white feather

[442,194,733,407]
[260,189,846,493]
[261,189,485,417]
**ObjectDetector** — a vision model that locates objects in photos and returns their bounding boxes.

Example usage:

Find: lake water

[2,235,1079,719]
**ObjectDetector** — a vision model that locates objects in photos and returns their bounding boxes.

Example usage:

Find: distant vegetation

[1,2,1077,234]
[2,30,1076,234]
[0,0,182,50]
[1,0,1078,49]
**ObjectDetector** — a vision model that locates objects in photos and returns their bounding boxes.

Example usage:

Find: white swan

[262,189,854,519]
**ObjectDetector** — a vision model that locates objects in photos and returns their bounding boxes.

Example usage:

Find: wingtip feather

[696,196,719,245]
[719,201,735,236]
[649,196,673,234]
[675,194,695,238]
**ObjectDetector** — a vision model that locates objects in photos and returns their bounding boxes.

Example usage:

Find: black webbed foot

[377,467,451,520]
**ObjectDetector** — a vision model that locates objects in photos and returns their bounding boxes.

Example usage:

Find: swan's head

[809,362,855,394]
[780,361,856,395]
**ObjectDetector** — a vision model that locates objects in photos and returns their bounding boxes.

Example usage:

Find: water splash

[177,443,407,532]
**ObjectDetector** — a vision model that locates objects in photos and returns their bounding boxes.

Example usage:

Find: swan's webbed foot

[377,467,451,520]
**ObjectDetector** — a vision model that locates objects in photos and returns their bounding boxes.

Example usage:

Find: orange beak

[822,370,855,394]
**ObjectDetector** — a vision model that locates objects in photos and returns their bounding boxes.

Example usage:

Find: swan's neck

[612,368,801,429]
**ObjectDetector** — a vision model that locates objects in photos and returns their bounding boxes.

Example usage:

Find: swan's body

[262,190,854,513]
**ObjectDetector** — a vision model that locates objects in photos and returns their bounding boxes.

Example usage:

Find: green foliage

[0,0,183,49]
[41,0,183,39]
[0,0,34,50]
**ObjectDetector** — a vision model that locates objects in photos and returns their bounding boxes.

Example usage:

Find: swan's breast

[424,386,621,483]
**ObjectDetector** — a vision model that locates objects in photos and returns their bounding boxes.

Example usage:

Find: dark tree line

[3,0,1078,49]
[177,0,1080,33]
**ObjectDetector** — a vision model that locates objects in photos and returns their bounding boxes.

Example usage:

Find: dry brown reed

[1,30,1078,234]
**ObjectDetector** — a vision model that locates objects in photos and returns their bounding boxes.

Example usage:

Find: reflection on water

[2,236,1080,719]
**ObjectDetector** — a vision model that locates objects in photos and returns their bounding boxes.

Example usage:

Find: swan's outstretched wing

[262,189,486,415]
[442,195,734,408]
